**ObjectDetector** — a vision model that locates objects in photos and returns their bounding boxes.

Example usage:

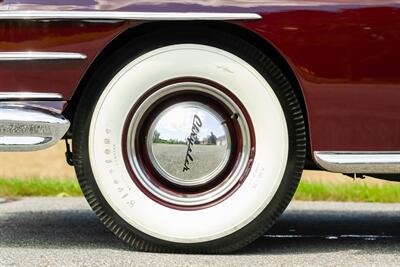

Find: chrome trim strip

[314,152,400,174]
[0,104,70,151]
[3,101,66,114]
[0,11,261,21]
[0,52,87,61]
[0,92,63,100]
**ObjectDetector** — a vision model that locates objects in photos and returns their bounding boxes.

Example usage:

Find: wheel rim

[88,44,289,242]
[124,79,254,208]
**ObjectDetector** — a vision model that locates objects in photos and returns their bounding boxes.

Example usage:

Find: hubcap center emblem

[183,115,202,172]
[146,101,231,187]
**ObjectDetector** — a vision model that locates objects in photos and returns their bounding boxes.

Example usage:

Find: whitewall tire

[73,27,306,253]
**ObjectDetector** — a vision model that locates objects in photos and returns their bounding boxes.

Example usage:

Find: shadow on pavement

[1,203,400,254]
[242,208,400,255]
[0,209,126,250]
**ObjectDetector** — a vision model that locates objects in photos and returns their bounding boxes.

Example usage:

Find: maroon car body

[1,0,400,155]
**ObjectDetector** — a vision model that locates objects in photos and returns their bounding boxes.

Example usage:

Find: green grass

[294,181,400,203]
[0,177,82,197]
[1,177,400,203]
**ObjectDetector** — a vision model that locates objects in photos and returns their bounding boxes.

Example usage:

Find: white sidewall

[89,44,288,243]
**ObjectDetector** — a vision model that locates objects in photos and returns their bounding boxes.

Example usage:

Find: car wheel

[73,28,306,253]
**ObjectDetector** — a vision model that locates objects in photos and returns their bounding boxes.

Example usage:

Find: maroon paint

[241,4,400,152]
[0,20,130,97]
[1,1,400,153]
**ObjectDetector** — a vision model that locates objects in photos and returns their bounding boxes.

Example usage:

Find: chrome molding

[0,104,70,151]
[0,92,63,100]
[0,11,261,21]
[314,152,400,174]
[0,52,87,61]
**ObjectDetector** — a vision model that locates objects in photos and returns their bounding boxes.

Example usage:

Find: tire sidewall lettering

[88,44,289,242]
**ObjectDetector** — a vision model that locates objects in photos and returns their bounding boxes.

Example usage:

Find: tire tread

[72,26,306,254]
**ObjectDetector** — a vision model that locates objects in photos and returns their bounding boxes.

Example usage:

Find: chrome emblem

[146,101,231,187]
[183,115,202,172]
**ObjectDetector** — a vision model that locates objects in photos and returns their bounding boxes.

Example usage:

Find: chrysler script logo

[183,115,202,172]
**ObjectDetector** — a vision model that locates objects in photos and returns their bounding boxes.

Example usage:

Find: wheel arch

[64,21,313,167]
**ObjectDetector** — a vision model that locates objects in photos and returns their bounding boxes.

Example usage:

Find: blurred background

[0,141,399,202]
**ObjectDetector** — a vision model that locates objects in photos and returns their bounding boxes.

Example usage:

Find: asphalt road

[0,198,399,266]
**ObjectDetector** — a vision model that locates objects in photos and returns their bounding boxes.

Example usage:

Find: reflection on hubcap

[125,80,253,207]
[147,102,231,187]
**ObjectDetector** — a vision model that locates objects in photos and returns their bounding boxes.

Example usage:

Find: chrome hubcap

[146,102,232,187]
[125,80,252,207]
